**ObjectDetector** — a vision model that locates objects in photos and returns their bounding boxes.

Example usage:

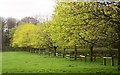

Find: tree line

[0,1,120,70]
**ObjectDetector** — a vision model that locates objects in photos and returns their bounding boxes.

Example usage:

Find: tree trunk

[63,48,66,58]
[49,48,51,56]
[54,46,57,56]
[90,45,94,62]
[75,45,77,60]
[30,48,32,53]
[38,48,40,54]
[0,23,2,52]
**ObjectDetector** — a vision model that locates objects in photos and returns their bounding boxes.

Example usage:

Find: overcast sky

[0,0,56,20]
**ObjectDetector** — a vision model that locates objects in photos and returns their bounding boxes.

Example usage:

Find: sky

[0,0,56,20]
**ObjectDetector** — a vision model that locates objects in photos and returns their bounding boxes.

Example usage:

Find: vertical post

[103,58,106,66]
[63,48,66,58]
[84,56,86,62]
[75,45,77,60]
[94,55,96,61]
[112,56,114,66]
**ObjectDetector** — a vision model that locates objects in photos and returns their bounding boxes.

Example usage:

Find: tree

[62,1,120,69]
[33,23,47,49]
[87,1,120,70]
[11,23,47,52]
[6,17,17,29]
[21,17,39,25]
[49,2,84,58]
[70,2,117,61]
[11,24,36,48]
[9,28,17,48]
[3,17,18,49]
[0,17,5,51]
[50,2,117,61]
[0,17,6,51]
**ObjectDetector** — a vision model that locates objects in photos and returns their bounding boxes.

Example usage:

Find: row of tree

[0,16,41,50]
[1,1,120,70]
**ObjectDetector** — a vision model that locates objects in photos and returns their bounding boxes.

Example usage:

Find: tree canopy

[11,23,47,49]
[9,1,120,70]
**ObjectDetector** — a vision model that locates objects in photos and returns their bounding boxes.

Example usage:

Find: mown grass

[2,51,120,73]
[0,52,2,73]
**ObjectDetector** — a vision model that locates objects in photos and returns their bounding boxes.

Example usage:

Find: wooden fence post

[112,57,114,66]
[103,58,106,66]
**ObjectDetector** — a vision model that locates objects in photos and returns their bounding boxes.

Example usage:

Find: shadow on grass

[1,73,120,75]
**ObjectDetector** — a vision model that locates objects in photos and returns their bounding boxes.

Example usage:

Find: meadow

[2,51,120,74]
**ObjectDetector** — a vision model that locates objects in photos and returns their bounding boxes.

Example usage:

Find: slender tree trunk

[90,45,94,62]
[49,47,51,56]
[63,48,66,58]
[54,46,57,56]
[29,48,31,52]
[0,23,2,52]
[34,48,35,53]
[39,48,40,54]
[75,45,77,60]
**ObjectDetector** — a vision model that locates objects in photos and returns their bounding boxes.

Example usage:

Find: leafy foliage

[11,23,47,48]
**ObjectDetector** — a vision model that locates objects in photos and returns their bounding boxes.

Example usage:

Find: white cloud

[0,0,55,20]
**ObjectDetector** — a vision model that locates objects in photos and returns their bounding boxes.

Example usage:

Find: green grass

[0,52,2,73]
[2,51,120,73]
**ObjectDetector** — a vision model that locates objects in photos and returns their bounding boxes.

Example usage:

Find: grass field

[2,51,120,73]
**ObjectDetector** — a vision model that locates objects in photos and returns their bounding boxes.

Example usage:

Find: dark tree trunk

[75,45,77,60]
[90,45,94,62]
[54,46,57,56]
[63,48,66,58]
